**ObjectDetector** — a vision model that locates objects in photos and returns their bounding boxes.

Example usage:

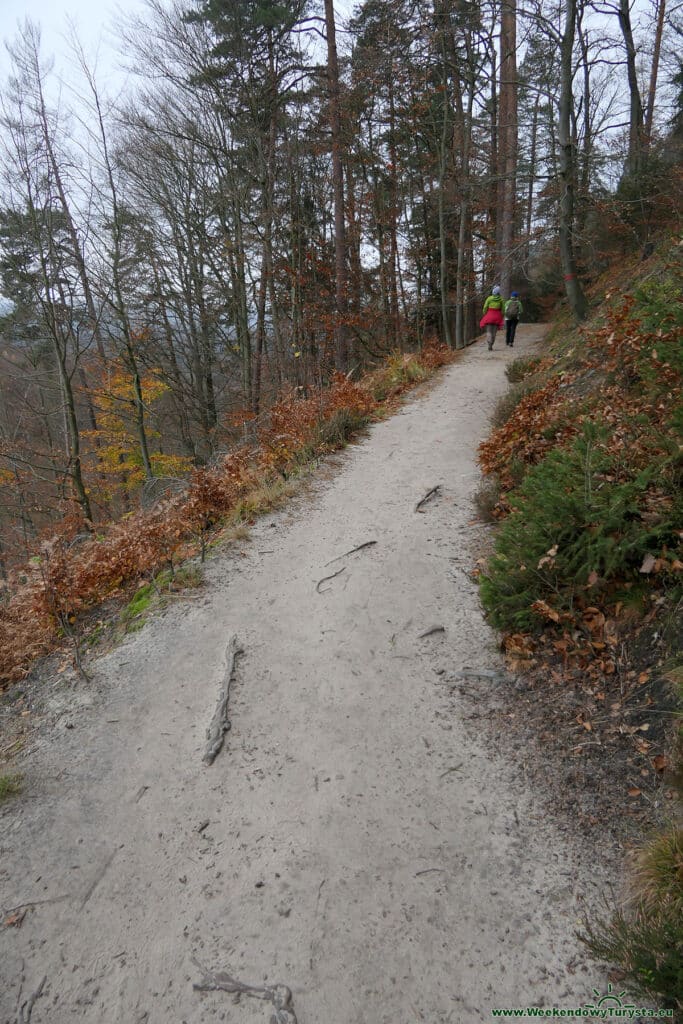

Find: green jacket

[504,296,523,318]
[483,294,504,312]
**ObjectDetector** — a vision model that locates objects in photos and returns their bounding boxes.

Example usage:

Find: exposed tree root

[324,540,377,566]
[418,625,445,639]
[415,485,441,512]
[203,636,243,766]
[193,961,298,1023]
[316,566,346,593]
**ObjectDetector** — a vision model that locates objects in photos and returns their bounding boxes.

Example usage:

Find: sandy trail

[1,327,607,1024]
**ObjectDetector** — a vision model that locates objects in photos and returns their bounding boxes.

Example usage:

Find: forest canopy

[0,0,680,572]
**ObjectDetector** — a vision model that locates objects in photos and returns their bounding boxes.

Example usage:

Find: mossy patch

[119,565,203,633]
[0,772,22,802]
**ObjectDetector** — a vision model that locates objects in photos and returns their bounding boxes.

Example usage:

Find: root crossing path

[2,327,608,1024]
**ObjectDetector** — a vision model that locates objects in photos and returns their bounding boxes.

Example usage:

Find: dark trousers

[505,318,519,346]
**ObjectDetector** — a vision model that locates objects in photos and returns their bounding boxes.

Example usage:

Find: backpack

[506,298,519,317]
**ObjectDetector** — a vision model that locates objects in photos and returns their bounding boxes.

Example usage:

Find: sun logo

[584,983,636,1012]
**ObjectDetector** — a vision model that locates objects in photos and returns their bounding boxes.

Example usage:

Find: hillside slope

[476,239,682,1013]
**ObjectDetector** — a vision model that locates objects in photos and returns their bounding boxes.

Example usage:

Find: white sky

[1,0,151,90]
[0,0,358,99]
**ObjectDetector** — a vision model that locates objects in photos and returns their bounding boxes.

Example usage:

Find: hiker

[504,291,523,347]
[480,285,504,351]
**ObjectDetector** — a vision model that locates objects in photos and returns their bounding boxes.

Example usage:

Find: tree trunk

[577,17,592,223]
[54,325,92,521]
[644,0,666,146]
[498,0,518,297]
[23,28,108,365]
[487,38,499,287]
[323,0,349,371]
[558,0,588,321]
[524,96,540,268]
[437,9,453,348]
[231,195,253,407]
[387,72,402,350]
[345,157,363,319]
[455,85,474,349]
[86,70,155,479]
[149,252,196,458]
[617,0,645,177]
[129,351,154,479]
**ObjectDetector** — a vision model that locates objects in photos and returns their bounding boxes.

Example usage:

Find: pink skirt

[480,308,504,328]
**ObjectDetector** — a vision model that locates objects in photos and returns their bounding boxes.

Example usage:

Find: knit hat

[511,291,518,297]
[492,285,501,295]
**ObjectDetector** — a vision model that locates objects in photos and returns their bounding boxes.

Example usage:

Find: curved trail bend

[1,327,607,1024]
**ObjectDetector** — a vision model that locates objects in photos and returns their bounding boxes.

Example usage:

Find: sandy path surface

[1,327,608,1024]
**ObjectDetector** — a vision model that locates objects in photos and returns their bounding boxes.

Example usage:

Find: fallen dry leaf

[583,607,606,633]
[531,599,560,623]
[4,910,26,928]
[627,787,642,797]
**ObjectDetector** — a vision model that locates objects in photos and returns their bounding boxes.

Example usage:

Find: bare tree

[558,0,588,319]
[76,49,155,479]
[0,25,94,520]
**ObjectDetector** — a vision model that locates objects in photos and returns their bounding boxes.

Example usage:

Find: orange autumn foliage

[0,347,452,686]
